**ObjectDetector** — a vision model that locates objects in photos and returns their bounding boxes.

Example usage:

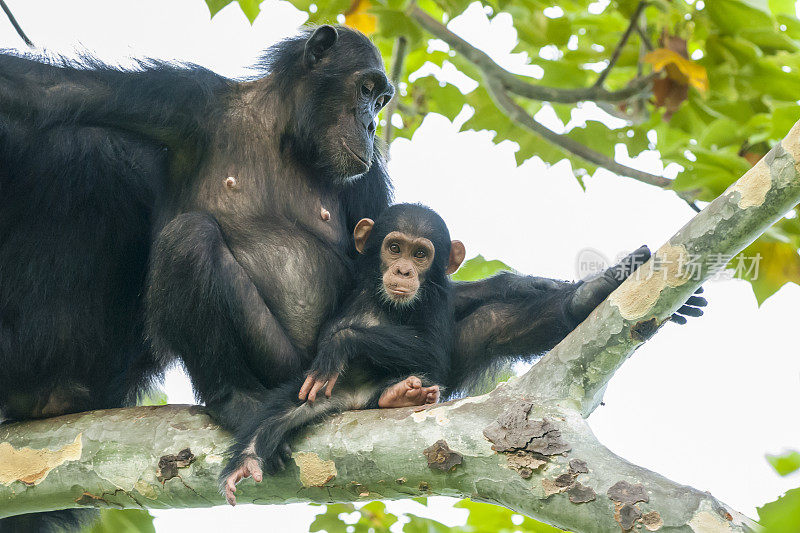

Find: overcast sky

[2,1,799,531]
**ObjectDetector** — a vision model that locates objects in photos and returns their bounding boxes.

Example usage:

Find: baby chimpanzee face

[352,204,466,308]
[378,230,435,304]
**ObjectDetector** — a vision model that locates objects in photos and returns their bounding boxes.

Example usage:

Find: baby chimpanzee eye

[389,243,400,253]
[415,249,426,259]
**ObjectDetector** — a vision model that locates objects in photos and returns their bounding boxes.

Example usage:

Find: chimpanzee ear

[353,218,375,254]
[446,240,466,275]
[304,25,338,67]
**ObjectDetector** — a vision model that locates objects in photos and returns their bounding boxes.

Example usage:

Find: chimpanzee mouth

[342,140,369,168]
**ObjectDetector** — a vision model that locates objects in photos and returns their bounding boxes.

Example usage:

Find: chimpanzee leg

[221,375,385,505]
[146,212,304,431]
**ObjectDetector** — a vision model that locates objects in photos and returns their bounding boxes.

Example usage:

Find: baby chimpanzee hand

[299,355,344,402]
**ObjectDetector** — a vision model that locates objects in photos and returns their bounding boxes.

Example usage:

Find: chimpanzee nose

[360,112,375,134]
[395,264,412,277]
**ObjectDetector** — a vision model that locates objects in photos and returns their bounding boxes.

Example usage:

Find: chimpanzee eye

[415,249,426,259]
[361,81,374,96]
[389,243,400,253]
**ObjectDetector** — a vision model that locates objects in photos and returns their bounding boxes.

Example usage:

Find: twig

[0,0,33,48]
[594,1,647,88]
[407,4,654,104]
[485,78,671,188]
[383,35,408,145]
[636,23,654,51]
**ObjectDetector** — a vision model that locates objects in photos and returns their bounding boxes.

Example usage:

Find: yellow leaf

[730,240,800,305]
[644,48,709,93]
[344,0,377,36]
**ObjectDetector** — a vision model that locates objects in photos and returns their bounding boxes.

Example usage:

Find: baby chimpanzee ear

[353,218,375,254]
[304,25,338,67]
[446,240,466,275]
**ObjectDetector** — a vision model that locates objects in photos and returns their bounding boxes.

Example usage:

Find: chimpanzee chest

[224,214,352,353]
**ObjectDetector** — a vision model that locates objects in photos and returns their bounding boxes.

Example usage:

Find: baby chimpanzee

[222,204,465,505]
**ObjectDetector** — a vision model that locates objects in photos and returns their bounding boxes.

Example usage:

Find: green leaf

[141,390,168,406]
[706,0,775,35]
[309,503,356,533]
[699,117,745,149]
[87,510,155,533]
[451,255,513,281]
[205,0,234,18]
[403,514,454,533]
[769,0,797,15]
[767,451,800,476]
[454,499,564,532]
[758,487,800,531]
[237,0,262,23]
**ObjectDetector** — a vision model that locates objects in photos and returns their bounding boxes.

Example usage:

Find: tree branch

[407,4,654,104]
[407,3,671,189]
[518,119,800,415]
[383,35,408,145]
[0,0,33,48]
[485,77,672,188]
[0,402,756,532]
[593,1,648,88]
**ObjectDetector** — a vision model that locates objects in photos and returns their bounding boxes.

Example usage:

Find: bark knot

[156,448,195,483]
[423,440,463,472]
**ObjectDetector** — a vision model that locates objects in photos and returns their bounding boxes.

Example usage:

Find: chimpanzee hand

[299,356,344,402]
[568,245,707,324]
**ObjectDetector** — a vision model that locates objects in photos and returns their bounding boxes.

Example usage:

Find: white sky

[2,1,799,531]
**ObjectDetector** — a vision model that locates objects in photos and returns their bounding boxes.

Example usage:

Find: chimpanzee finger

[308,379,327,402]
[299,375,315,401]
[670,314,687,325]
[324,374,338,398]
[605,245,651,282]
[677,305,704,317]
[684,296,707,307]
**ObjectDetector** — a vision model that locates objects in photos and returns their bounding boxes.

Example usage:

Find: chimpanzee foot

[223,455,262,506]
[378,376,440,408]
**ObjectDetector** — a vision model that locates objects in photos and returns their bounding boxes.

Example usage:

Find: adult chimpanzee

[0,24,705,530]
[222,203,464,505]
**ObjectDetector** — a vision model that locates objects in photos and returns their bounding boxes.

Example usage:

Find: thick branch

[0,402,755,532]
[518,119,800,415]
[485,78,672,187]
[407,4,654,104]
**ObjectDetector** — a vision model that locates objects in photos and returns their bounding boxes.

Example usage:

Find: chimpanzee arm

[146,212,305,430]
[449,246,652,391]
[312,325,449,383]
[0,53,226,147]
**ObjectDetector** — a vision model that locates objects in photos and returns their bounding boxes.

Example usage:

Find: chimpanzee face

[294,26,394,184]
[352,205,466,309]
[378,230,436,305]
